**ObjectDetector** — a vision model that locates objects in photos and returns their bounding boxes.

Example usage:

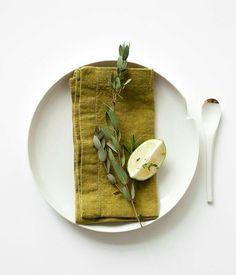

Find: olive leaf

[101,138,106,149]
[110,73,115,82]
[117,130,121,142]
[93,135,102,149]
[112,80,116,90]
[101,127,113,140]
[115,76,121,90]
[119,45,123,56]
[103,103,113,111]
[106,108,118,130]
[97,131,104,140]
[121,60,127,71]
[98,147,107,162]
[124,144,132,154]
[108,149,129,185]
[95,127,104,140]
[107,173,116,185]
[117,56,123,71]
[121,147,125,167]
[124,135,143,155]
[132,135,136,149]
[124,78,132,86]
[120,186,131,201]
[107,141,118,152]
[131,182,135,199]
[111,135,121,152]
[103,158,110,173]
[106,159,110,173]
[105,112,112,128]
[123,45,129,60]
[132,135,143,150]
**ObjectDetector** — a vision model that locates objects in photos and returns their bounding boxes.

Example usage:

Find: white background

[0,0,235,274]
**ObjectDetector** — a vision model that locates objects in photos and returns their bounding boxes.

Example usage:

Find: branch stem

[130,199,143,228]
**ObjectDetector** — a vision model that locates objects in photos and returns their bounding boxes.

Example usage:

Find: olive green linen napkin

[69,66,158,224]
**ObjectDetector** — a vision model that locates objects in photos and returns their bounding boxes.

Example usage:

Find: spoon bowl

[202,98,222,203]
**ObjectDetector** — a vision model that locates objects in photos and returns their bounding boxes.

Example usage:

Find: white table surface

[0,0,235,274]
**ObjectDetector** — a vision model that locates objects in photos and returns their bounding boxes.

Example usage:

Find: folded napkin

[69,66,158,224]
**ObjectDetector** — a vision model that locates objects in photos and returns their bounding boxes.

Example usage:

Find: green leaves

[120,186,131,201]
[103,106,121,152]
[117,58,127,72]
[124,144,132,154]
[101,127,113,140]
[111,43,131,95]
[93,128,107,162]
[111,75,123,90]
[131,182,135,200]
[119,45,123,56]
[117,130,121,142]
[117,56,123,71]
[98,147,107,162]
[107,173,116,185]
[111,135,121,152]
[93,135,101,149]
[96,115,142,208]
[105,106,118,130]
[123,45,129,60]
[108,149,129,185]
[106,141,117,152]
[124,135,143,155]
[94,127,104,140]
[106,159,110,173]
[101,138,106,149]
[118,43,130,61]
[124,78,132,87]
[107,138,120,153]
[121,147,125,167]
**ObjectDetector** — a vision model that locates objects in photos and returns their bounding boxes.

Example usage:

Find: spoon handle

[205,134,215,203]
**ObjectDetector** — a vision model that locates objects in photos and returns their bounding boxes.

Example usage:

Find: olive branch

[92,43,143,227]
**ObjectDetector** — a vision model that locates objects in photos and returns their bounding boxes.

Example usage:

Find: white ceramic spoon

[202,98,221,204]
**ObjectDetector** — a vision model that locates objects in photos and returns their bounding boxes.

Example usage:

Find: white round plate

[28,61,199,233]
